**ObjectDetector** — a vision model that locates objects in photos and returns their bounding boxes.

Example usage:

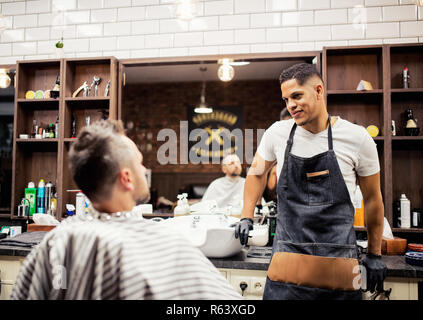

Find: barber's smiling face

[281,78,322,128]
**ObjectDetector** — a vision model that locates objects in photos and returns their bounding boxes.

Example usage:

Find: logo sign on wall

[187,106,243,163]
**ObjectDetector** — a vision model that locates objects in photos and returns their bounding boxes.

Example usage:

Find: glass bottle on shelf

[404,108,419,136]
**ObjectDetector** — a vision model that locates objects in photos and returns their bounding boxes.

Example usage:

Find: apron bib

[263,116,362,300]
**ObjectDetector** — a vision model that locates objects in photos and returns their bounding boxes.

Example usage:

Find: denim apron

[263,117,362,300]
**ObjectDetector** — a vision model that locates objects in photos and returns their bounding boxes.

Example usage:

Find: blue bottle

[36,179,46,213]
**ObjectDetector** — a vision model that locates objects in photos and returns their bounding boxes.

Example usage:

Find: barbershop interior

[0,0,422,302]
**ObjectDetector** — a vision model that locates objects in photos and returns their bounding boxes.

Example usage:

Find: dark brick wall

[121,79,283,174]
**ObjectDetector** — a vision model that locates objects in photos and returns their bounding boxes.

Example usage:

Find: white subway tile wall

[0,0,422,62]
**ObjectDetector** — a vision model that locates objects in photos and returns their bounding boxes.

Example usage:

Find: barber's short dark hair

[69,119,127,203]
[279,63,323,85]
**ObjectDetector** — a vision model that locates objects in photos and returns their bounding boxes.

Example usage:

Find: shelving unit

[323,43,423,233]
[10,57,117,221]
[60,57,117,219]
[11,59,62,220]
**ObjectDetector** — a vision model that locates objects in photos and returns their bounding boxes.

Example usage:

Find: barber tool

[91,76,101,96]
[71,114,76,138]
[72,81,88,98]
[104,80,110,97]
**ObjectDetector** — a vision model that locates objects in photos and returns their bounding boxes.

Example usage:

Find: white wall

[0,0,422,63]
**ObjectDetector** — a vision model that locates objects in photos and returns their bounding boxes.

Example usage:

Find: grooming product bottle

[36,179,46,214]
[402,67,410,89]
[76,192,85,216]
[24,182,37,216]
[45,181,53,215]
[400,194,411,228]
[55,116,59,138]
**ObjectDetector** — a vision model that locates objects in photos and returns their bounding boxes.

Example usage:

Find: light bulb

[414,0,423,6]
[217,64,234,82]
[176,0,197,21]
[194,106,213,114]
[0,69,11,89]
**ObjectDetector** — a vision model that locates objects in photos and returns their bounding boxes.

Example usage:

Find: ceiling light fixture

[414,0,423,7]
[194,67,213,114]
[0,69,11,89]
[217,58,235,82]
[176,0,198,21]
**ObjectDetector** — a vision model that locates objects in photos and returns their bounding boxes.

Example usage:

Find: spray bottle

[36,179,46,213]
[174,193,190,216]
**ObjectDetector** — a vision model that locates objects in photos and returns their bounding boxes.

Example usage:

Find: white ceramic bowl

[19,134,29,139]
[248,224,269,247]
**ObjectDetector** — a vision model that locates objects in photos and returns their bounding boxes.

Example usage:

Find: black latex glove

[231,218,253,246]
[362,253,387,293]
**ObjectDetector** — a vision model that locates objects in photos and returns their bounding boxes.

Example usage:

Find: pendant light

[217,58,250,82]
[0,69,11,89]
[194,67,213,114]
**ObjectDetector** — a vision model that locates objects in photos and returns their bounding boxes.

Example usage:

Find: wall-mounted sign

[187,106,243,163]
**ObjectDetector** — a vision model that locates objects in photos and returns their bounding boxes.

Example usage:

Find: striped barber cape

[10,214,242,300]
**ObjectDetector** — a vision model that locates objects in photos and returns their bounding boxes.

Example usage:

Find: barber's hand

[231,218,253,246]
[362,253,387,293]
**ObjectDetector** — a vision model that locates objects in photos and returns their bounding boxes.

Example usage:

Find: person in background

[10,119,241,300]
[201,153,245,209]
[262,108,291,202]
[234,63,386,300]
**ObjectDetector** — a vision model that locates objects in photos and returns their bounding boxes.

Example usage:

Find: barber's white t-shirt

[257,117,380,202]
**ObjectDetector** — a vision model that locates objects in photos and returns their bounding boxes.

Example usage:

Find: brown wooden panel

[64,59,113,98]
[151,172,223,202]
[390,45,423,89]
[392,140,423,210]
[12,142,58,215]
[17,61,61,99]
[327,94,384,133]
[391,92,423,137]
[326,50,383,91]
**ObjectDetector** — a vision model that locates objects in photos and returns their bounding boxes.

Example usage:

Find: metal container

[17,198,30,217]
[45,182,54,215]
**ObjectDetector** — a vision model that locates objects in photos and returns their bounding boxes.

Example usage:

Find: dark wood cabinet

[323,43,423,234]
[11,57,117,221]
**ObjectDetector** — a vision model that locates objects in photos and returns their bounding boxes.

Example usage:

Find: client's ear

[119,168,134,191]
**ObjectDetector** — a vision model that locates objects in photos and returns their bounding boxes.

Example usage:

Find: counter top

[1,244,423,279]
[210,248,423,279]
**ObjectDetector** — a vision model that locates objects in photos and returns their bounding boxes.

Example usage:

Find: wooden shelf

[392,136,423,140]
[64,97,110,102]
[63,138,78,142]
[17,98,60,103]
[373,136,384,141]
[391,88,423,93]
[327,89,383,95]
[16,138,58,143]
[392,228,423,233]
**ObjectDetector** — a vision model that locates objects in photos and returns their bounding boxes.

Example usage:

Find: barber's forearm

[242,174,266,220]
[365,197,385,255]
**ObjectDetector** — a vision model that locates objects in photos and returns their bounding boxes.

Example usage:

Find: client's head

[222,154,242,178]
[69,119,150,213]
